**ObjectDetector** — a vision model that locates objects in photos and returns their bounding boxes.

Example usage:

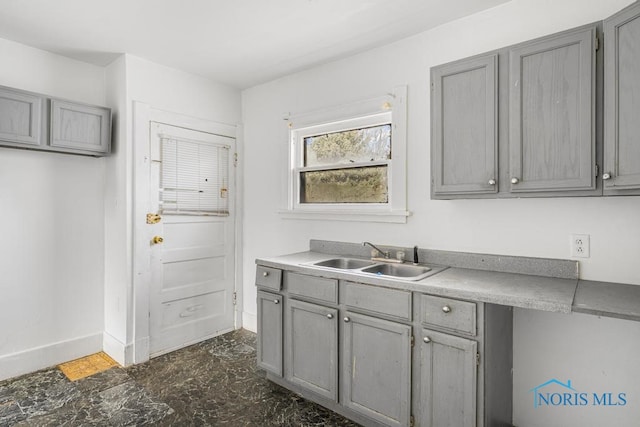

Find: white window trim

[280,86,409,223]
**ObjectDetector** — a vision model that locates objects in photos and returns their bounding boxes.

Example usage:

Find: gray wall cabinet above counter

[0,85,111,157]
[432,2,640,199]
[603,1,640,195]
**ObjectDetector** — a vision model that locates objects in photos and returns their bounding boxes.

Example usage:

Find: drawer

[344,281,411,321]
[419,294,476,336]
[285,272,338,304]
[256,266,282,291]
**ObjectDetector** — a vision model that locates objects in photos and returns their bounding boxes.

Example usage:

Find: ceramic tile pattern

[0,330,359,426]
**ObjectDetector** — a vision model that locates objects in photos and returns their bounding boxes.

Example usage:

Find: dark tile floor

[0,330,359,426]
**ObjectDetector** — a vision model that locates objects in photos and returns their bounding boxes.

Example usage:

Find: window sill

[278,209,410,224]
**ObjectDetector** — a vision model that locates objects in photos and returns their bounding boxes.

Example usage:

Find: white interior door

[148,122,236,356]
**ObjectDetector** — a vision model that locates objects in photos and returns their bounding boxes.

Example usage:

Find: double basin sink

[312,257,435,281]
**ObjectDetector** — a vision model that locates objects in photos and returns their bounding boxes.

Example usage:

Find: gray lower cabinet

[0,85,111,156]
[419,329,477,427]
[341,311,411,427]
[285,298,338,401]
[256,290,283,376]
[603,1,640,195]
[256,265,513,427]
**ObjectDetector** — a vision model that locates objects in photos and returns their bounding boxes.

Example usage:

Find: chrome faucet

[363,241,389,258]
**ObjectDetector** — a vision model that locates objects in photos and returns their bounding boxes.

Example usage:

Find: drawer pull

[326,313,334,319]
[442,305,452,313]
[263,271,269,277]
[343,317,351,323]
[273,299,280,304]
[423,336,431,343]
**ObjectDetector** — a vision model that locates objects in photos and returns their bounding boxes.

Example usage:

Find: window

[283,86,408,223]
[161,136,230,216]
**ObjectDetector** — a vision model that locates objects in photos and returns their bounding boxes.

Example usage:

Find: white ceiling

[0,0,509,89]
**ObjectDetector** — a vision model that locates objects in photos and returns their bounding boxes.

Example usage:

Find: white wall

[0,38,106,380]
[102,54,242,365]
[241,0,640,425]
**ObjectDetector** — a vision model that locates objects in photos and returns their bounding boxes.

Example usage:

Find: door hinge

[410,415,415,427]
[232,292,237,306]
[233,152,238,167]
[595,35,600,51]
[595,163,599,178]
[476,352,481,366]
[411,335,415,347]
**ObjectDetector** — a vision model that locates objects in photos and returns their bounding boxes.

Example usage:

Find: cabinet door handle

[326,313,334,319]
[423,336,431,343]
[442,305,452,313]
[511,177,519,184]
[602,173,612,180]
[273,299,279,304]
[488,179,496,185]
[343,317,351,323]
[262,271,269,277]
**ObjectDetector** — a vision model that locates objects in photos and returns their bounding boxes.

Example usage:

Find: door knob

[423,337,431,343]
[602,173,612,180]
[511,177,519,184]
[488,179,496,185]
[152,236,164,244]
[326,313,334,319]
[343,317,351,323]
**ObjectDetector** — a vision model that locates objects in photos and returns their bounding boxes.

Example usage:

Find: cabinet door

[0,87,43,147]
[257,290,283,376]
[509,26,596,193]
[604,2,640,193]
[285,299,338,401]
[51,99,111,154]
[420,329,477,427]
[431,54,498,197]
[342,312,411,427]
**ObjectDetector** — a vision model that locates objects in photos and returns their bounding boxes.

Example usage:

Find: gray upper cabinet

[509,26,597,193]
[341,311,411,427]
[431,24,602,199]
[419,329,477,427]
[0,85,111,157]
[604,2,640,195]
[51,99,111,155]
[0,87,43,148]
[257,290,283,377]
[431,54,498,197]
[285,298,338,402]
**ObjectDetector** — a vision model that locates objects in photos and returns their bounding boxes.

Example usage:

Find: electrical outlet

[571,234,590,258]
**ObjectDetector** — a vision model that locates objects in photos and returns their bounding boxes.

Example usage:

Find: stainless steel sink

[361,263,432,281]
[313,258,376,269]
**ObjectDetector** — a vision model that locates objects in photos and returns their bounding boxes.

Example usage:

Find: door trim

[132,101,242,364]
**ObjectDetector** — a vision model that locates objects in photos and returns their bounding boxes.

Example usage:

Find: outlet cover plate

[571,234,590,258]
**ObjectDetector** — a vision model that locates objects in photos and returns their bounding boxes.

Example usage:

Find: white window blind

[160,136,230,216]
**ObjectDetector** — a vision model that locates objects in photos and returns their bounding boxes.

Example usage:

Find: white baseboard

[102,331,135,367]
[242,311,257,333]
[0,333,102,382]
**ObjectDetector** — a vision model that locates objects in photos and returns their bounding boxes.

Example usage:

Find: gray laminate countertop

[573,280,640,321]
[256,251,579,314]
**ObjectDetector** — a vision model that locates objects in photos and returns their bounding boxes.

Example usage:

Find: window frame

[282,86,409,223]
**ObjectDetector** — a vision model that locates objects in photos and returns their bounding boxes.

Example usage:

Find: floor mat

[58,352,119,381]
